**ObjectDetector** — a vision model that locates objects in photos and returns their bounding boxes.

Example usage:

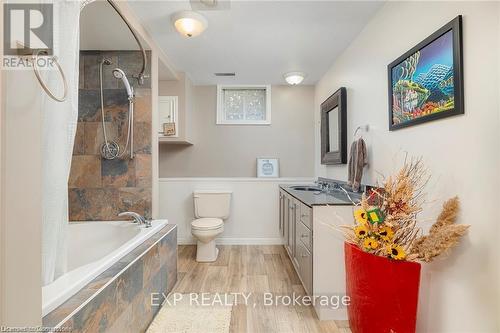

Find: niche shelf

[158,136,193,145]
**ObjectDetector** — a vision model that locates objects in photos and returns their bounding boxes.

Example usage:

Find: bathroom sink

[289,186,322,192]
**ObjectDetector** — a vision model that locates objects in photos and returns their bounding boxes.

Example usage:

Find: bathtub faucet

[118,211,152,228]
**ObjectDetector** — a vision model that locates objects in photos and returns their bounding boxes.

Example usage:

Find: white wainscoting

[158,177,314,245]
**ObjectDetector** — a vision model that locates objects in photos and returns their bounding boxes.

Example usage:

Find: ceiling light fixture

[171,11,208,38]
[284,71,306,85]
[199,0,217,7]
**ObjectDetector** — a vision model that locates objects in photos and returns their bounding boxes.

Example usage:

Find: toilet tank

[193,190,232,219]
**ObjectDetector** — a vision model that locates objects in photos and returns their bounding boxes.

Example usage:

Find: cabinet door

[300,203,312,229]
[296,241,313,295]
[290,199,299,260]
[279,191,284,237]
[284,195,290,252]
[296,219,312,252]
[158,96,178,136]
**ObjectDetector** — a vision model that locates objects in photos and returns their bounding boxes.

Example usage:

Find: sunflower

[386,243,406,260]
[354,208,368,224]
[354,225,369,239]
[363,238,379,250]
[377,225,394,241]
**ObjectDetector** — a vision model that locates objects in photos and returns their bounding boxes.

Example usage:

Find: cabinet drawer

[296,241,313,295]
[296,220,312,252]
[300,204,312,229]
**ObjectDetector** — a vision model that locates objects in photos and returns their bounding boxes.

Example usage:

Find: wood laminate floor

[172,245,351,333]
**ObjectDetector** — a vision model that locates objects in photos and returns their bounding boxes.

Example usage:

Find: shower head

[112,68,133,98]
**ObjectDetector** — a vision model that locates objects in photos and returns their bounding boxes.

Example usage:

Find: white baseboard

[178,237,283,245]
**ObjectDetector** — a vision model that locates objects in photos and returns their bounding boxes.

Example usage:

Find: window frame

[216,85,272,125]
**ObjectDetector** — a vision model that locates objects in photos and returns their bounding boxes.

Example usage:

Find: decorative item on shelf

[256,158,279,178]
[339,156,469,333]
[163,122,176,136]
[388,15,464,131]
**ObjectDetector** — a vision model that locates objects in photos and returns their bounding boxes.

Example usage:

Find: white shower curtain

[41,0,81,286]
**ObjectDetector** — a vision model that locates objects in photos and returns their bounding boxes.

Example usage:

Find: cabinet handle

[301,213,307,218]
[301,253,309,257]
[300,234,308,238]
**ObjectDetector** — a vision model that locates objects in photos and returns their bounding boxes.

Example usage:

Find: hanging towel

[347,138,367,192]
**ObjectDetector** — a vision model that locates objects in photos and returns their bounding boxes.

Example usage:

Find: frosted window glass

[222,88,266,122]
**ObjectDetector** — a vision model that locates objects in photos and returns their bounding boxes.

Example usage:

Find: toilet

[191,190,232,262]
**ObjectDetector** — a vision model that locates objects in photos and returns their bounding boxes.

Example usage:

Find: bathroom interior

[1,0,499,332]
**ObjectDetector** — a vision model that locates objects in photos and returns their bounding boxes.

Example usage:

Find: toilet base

[196,240,219,262]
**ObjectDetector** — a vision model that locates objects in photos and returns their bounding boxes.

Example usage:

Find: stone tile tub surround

[43,224,177,333]
[69,50,152,221]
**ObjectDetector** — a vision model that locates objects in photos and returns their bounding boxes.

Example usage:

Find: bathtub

[42,219,168,316]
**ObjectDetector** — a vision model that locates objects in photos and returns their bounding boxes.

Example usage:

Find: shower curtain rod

[104,0,148,86]
[27,0,148,103]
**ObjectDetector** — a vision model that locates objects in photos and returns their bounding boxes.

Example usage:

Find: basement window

[216,85,271,125]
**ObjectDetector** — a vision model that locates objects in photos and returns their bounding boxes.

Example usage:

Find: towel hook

[354,124,369,138]
[32,50,68,102]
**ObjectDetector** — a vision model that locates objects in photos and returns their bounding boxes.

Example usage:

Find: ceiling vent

[214,72,236,77]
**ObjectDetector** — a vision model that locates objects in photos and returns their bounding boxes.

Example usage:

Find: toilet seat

[191,218,224,230]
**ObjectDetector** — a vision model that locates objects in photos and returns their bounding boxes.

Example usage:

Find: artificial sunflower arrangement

[342,157,469,262]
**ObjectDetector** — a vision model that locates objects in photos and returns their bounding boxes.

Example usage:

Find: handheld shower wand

[112,68,133,99]
[99,59,135,160]
[112,68,134,159]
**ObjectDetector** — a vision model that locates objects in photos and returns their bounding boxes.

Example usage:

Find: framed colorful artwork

[388,16,464,131]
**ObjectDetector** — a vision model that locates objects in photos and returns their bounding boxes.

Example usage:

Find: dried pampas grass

[430,196,460,233]
[410,197,469,262]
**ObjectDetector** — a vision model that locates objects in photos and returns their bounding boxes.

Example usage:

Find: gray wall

[159,85,315,177]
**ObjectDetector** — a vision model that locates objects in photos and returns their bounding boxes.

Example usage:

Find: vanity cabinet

[279,189,313,295]
[279,185,357,320]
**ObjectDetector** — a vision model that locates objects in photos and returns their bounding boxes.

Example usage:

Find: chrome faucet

[314,180,326,191]
[118,211,152,228]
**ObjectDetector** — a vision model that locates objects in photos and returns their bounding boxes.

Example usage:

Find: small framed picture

[163,122,176,136]
[257,158,279,178]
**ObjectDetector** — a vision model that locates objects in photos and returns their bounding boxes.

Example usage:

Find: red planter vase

[344,242,421,333]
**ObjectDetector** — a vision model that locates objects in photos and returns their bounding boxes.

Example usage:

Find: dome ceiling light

[171,11,208,38]
[199,0,217,7]
[284,71,306,85]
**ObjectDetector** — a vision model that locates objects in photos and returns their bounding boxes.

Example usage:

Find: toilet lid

[191,218,224,230]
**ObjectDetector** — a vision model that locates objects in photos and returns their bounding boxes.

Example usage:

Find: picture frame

[163,122,176,136]
[388,15,464,131]
[256,158,279,178]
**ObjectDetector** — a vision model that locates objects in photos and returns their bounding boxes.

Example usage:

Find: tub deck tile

[142,243,161,286]
[43,224,177,331]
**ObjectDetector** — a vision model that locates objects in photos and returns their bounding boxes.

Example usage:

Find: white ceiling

[127,0,383,85]
[80,1,177,80]
[80,1,147,51]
